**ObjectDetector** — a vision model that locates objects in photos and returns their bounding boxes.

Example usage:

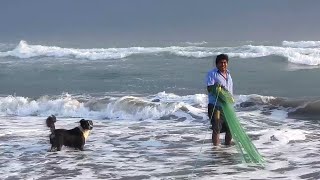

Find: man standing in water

[206,54,233,146]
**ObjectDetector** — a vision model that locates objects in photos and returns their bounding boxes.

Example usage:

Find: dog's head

[80,119,93,130]
[46,115,57,128]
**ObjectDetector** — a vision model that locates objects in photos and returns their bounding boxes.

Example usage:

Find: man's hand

[207,85,214,94]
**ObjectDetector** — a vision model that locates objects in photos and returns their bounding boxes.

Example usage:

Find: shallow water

[1,113,319,179]
[1,40,320,179]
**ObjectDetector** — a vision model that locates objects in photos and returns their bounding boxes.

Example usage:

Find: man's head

[215,54,229,73]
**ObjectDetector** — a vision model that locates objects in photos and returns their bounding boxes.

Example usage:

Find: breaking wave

[0,92,318,121]
[1,40,320,65]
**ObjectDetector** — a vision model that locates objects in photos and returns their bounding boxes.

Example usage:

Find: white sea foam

[283,40,320,48]
[0,92,296,121]
[1,99,319,179]
[269,109,288,120]
[256,128,307,146]
[235,94,276,105]
[153,91,207,107]
[1,40,320,66]
[185,41,208,45]
[0,92,208,120]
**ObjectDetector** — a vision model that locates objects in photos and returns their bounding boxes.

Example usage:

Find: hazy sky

[1,0,320,44]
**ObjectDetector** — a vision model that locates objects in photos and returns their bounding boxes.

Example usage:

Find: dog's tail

[46,115,57,133]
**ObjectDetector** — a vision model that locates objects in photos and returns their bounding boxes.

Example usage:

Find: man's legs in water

[212,107,233,146]
[212,131,220,146]
[212,109,221,146]
[225,131,232,145]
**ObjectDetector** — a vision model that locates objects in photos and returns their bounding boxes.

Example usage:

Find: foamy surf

[1,105,319,179]
[1,40,320,65]
[2,92,315,121]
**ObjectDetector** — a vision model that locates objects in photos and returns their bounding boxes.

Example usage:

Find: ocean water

[1,40,320,179]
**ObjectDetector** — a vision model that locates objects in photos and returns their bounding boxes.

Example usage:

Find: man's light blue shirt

[206,68,233,105]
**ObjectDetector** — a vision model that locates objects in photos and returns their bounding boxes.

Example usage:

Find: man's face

[216,59,228,73]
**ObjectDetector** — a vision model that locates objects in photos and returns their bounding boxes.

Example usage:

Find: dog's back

[53,127,86,150]
[46,115,93,151]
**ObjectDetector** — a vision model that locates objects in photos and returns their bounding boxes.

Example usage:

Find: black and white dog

[46,115,93,151]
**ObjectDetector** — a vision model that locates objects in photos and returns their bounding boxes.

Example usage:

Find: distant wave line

[0,40,320,65]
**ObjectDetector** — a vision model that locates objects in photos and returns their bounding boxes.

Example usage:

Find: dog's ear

[80,119,86,123]
[51,115,56,121]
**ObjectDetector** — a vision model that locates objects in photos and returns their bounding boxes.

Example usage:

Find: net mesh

[212,84,265,165]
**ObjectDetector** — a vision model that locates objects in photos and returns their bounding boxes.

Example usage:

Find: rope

[190,87,220,179]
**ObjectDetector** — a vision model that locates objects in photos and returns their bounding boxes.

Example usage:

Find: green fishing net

[211,84,265,165]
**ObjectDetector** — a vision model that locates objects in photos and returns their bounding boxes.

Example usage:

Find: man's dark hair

[215,54,229,65]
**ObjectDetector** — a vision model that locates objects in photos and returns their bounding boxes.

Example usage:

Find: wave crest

[1,92,319,120]
[1,40,320,66]
[0,92,207,120]
[283,41,320,48]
